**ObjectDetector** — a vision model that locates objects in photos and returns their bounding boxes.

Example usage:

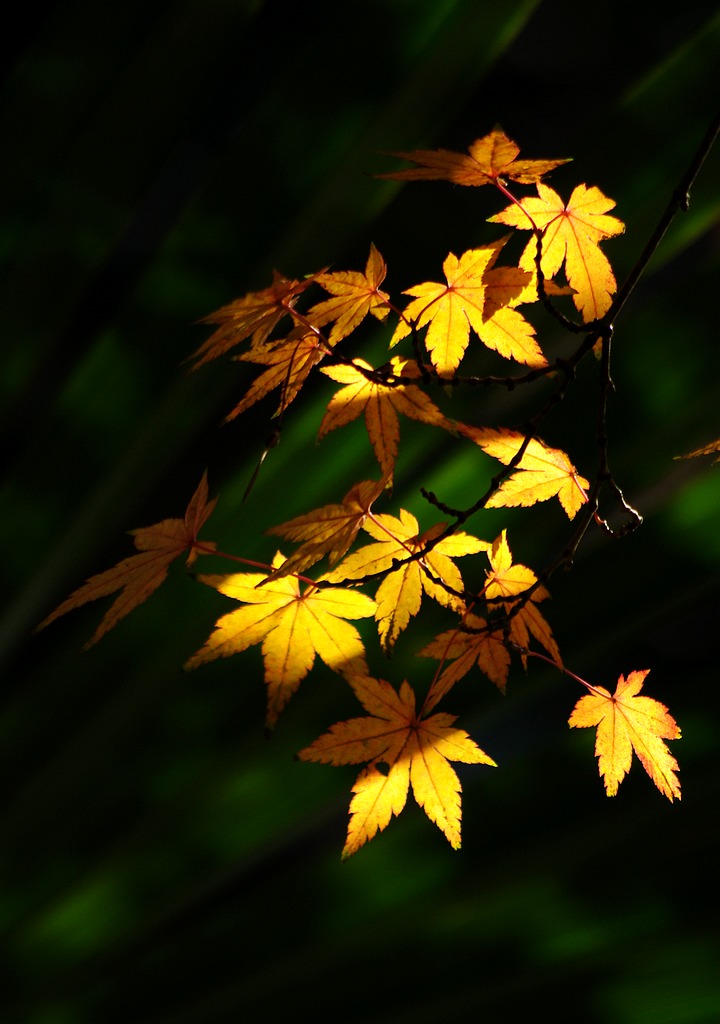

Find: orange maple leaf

[307,243,391,345]
[318,356,454,479]
[265,478,386,580]
[569,670,681,801]
[391,244,546,374]
[483,528,561,667]
[297,674,495,856]
[676,437,720,464]
[419,529,559,702]
[378,128,569,188]
[190,269,323,369]
[323,509,489,651]
[419,612,510,704]
[225,326,330,421]
[36,472,217,649]
[185,552,376,729]
[489,182,624,323]
[459,426,590,519]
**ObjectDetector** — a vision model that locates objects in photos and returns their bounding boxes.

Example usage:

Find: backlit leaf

[191,269,323,368]
[36,473,217,648]
[265,478,387,579]
[298,674,495,856]
[490,182,624,322]
[460,426,590,519]
[185,553,376,729]
[420,529,559,703]
[378,128,569,187]
[308,243,391,345]
[227,327,330,420]
[391,242,546,372]
[323,509,488,651]
[569,670,681,800]
[319,357,454,479]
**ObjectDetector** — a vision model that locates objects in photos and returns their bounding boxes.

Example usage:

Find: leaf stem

[519,646,606,696]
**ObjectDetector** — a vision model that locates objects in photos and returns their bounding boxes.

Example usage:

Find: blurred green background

[1,1,719,1021]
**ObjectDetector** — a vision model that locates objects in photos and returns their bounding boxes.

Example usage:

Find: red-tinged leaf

[323,509,488,651]
[460,426,590,519]
[297,674,495,856]
[308,243,391,345]
[490,182,624,322]
[318,356,454,480]
[185,553,376,729]
[190,269,324,369]
[264,478,387,579]
[36,472,217,648]
[569,670,681,800]
[378,128,569,187]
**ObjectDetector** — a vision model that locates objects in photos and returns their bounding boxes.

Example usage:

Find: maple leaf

[391,244,546,374]
[483,527,538,599]
[318,356,454,479]
[323,509,488,651]
[36,472,217,649]
[459,426,590,519]
[419,613,511,705]
[185,553,376,729]
[569,670,681,801]
[378,128,569,187]
[676,437,720,464]
[190,269,323,369]
[483,529,561,667]
[419,529,559,702]
[307,243,391,345]
[264,478,386,580]
[391,247,494,375]
[297,674,495,856]
[490,182,625,322]
[225,326,329,421]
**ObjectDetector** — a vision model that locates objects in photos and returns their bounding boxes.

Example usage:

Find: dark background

[1,2,719,1021]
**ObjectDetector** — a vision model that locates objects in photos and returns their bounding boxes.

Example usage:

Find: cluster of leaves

[38,129,684,858]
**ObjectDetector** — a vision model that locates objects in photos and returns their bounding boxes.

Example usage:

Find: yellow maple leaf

[391,247,495,375]
[318,356,454,479]
[323,509,489,651]
[297,674,496,856]
[459,426,590,519]
[489,182,624,323]
[391,243,546,374]
[264,478,387,579]
[377,128,570,187]
[569,670,681,800]
[308,243,391,345]
[36,472,217,649]
[483,527,538,599]
[185,553,376,729]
